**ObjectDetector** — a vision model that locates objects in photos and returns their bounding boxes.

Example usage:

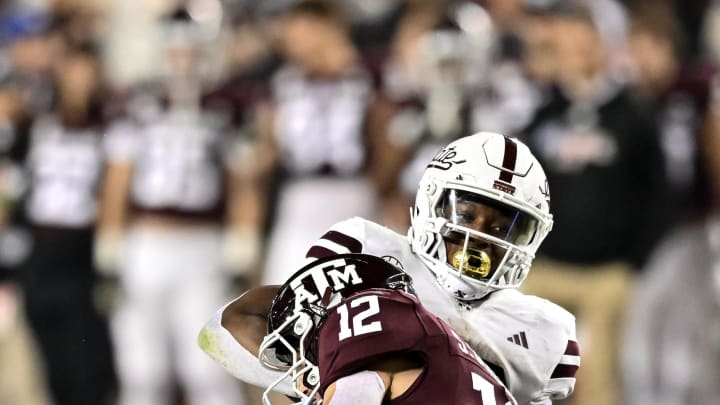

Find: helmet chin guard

[411,215,530,301]
[410,132,552,301]
[259,311,322,404]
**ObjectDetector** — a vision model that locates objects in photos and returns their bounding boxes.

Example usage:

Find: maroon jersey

[317,289,515,404]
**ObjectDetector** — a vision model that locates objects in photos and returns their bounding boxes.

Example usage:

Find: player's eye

[455,213,473,223]
[489,225,509,236]
[452,207,476,223]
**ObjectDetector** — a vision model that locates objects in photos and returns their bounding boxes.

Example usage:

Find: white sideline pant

[112,224,246,405]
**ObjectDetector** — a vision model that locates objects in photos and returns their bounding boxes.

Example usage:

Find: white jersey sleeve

[104,120,140,163]
[304,217,367,259]
[464,289,580,404]
[197,299,294,394]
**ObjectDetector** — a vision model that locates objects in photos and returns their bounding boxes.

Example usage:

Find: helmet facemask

[259,308,323,405]
[412,184,548,300]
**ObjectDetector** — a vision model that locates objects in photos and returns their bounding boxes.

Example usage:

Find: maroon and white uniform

[307,217,579,405]
[318,289,515,404]
[261,64,378,285]
[105,107,246,405]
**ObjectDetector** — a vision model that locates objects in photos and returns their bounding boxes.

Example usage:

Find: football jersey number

[472,372,499,404]
[337,295,382,341]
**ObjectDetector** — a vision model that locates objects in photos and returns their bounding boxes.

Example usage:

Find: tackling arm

[197,286,294,393]
[220,286,278,356]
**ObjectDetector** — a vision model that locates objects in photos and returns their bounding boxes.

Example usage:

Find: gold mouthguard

[452,248,492,279]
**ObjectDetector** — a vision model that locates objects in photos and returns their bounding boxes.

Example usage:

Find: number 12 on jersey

[337,295,383,341]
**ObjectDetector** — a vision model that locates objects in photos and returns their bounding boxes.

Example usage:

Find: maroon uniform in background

[318,289,515,404]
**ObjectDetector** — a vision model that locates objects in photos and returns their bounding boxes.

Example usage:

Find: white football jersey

[26,115,104,228]
[304,217,579,404]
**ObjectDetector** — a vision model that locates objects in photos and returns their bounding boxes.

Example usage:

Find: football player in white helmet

[409,131,553,301]
[199,132,578,405]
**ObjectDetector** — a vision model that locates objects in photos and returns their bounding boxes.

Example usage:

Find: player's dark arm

[197,285,295,392]
[221,122,276,278]
[95,160,133,273]
[220,285,280,355]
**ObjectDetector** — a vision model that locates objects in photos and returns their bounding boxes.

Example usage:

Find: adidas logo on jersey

[507,331,529,349]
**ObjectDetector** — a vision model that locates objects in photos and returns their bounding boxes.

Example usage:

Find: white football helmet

[409,132,553,300]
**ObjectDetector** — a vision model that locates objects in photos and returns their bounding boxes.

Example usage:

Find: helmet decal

[539,179,551,203]
[493,136,518,195]
[286,258,364,310]
[428,145,467,170]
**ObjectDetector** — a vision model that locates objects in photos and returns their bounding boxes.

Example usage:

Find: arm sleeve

[326,371,386,405]
[546,336,580,400]
[104,120,139,163]
[305,217,366,261]
[197,300,294,395]
[537,305,580,402]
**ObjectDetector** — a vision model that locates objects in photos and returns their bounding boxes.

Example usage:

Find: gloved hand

[221,227,262,277]
[92,230,125,314]
[93,230,125,276]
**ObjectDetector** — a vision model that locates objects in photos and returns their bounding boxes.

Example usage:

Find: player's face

[553,17,606,83]
[442,201,510,275]
[438,190,538,280]
[279,13,339,72]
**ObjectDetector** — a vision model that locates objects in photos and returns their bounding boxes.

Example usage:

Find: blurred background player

[256,253,516,405]
[0,38,51,405]
[246,0,394,285]
[96,7,247,405]
[622,3,720,404]
[0,4,116,404]
[20,42,116,405]
[516,4,668,405]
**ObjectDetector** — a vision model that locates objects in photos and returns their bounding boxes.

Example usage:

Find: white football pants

[111,224,245,405]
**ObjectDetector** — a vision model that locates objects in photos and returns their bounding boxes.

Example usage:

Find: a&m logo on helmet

[288,258,363,310]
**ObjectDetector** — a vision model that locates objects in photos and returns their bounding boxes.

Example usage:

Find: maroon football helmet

[257,253,413,403]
